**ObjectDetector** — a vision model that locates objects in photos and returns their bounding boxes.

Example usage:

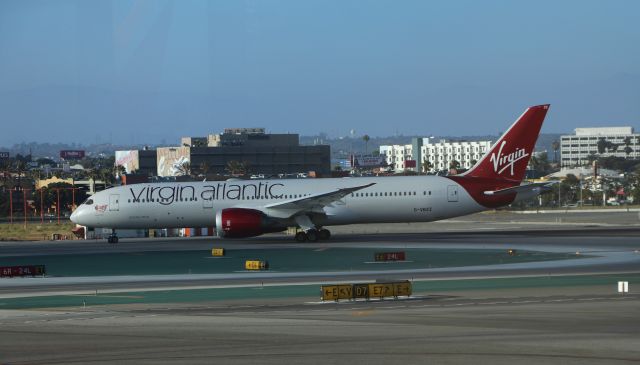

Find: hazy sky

[0,0,638,147]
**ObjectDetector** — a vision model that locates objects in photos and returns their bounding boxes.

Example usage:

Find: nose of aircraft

[70,208,79,223]
[70,206,85,225]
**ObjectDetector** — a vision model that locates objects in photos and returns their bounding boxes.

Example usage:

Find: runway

[1,226,639,297]
[1,214,639,364]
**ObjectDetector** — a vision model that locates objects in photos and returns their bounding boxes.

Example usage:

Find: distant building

[187,144,330,177]
[114,149,158,176]
[548,167,621,180]
[126,128,330,178]
[560,127,640,167]
[380,138,492,173]
[182,128,299,148]
[180,137,207,148]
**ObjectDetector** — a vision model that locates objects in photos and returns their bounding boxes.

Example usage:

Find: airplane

[71,104,551,243]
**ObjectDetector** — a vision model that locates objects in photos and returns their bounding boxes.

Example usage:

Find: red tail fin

[463,104,549,182]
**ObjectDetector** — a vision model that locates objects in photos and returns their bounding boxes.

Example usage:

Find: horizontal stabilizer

[483,182,555,196]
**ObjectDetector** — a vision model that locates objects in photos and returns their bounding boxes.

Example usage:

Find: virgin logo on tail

[489,141,529,176]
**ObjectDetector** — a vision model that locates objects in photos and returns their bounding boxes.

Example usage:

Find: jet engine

[215,208,286,238]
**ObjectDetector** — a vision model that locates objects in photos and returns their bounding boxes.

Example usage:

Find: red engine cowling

[215,208,285,238]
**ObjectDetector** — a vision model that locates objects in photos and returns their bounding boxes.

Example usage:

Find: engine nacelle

[215,208,286,238]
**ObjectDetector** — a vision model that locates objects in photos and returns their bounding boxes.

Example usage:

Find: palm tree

[98,167,114,186]
[113,165,126,178]
[422,159,433,174]
[226,160,249,176]
[199,161,211,177]
[529,155,539,172]
[597,138,607,154]
[13,160,26,185]
[1,159,11,185]
[624,137,633,159]
[362,135,370,154]
[449,160,460,174]
[551,140,560,163]
[176,161,191,177]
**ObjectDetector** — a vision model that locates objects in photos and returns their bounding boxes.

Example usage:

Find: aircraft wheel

[113,236,119,244]
[295,231,307,242]
[306,229,319,242]
[318,229,331,240]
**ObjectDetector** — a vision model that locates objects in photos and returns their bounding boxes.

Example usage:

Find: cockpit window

[84,199,94,205]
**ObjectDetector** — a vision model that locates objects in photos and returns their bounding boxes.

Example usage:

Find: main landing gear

[295,228,331,243]
[293,215,330,243]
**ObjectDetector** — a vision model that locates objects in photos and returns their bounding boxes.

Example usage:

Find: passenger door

[109,194,120,211]
[447,185,458,202]
[202,197,213,209]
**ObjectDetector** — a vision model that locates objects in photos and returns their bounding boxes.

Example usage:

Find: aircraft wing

[483,182,555,196]
[260,182,376,217]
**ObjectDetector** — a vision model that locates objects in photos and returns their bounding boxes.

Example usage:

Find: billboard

[0,152,9,159]
[157,147,190,177]
[351,155,387,168]
[115,150,140,174]
[60,150,85,160]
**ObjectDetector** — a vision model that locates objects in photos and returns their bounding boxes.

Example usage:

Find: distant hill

[2,132,562,161]
[0,142,156,160]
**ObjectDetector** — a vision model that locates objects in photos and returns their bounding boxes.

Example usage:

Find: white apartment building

[560,127,640,167]
[380,138,492,173]
[422,139,492,171]
[379,144,414,170]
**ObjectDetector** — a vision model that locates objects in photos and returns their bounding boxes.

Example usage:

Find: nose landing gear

[107,229,119,244]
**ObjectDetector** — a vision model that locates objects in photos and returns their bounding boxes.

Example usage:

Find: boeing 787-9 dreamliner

[71,104,551,243]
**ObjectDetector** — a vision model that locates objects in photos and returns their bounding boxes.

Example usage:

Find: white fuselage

[72,176,491,229]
